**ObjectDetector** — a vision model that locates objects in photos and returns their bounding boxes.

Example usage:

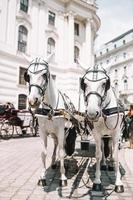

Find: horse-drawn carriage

[0,104,38,139]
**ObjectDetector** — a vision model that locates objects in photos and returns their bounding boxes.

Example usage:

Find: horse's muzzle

[87,110,101,121]
[28,98,40,109]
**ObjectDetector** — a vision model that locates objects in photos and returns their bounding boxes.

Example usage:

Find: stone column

[37,1,46,57]
[85,18,93,68]
[56,11,64,64]
[68,12,74,65]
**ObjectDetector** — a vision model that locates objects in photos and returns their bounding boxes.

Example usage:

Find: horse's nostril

[96,111,99,117]
[35,98,38,103]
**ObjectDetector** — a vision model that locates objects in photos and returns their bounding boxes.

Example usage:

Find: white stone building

[95,29,133,108]
[0,0,100,110]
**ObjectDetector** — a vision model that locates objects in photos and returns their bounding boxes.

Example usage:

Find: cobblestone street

[0,136,133,200]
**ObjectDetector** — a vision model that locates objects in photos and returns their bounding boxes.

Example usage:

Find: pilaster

[85,18,93,68]
[68,11,74,65]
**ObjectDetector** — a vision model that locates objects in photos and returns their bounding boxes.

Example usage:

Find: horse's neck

[104,88,118,109]
[43,75,64,109]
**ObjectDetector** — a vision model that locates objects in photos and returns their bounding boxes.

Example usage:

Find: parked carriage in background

[0,104,38,139]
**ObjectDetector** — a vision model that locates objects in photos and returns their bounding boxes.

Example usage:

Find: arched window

[18,25,28,53]
[114,82,118,88]
[114,81,118,95]
[74,46,80,63]
[18,94,27,110]
[124,79,128,90]
[47,37,55,55]
[20,0,29,13]
[123,52,126,58]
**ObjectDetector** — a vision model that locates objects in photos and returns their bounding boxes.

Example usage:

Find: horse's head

[81,66,110,121]
[24,58,50,109]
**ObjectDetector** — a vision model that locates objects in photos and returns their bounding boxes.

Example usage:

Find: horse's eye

[102,83,106,88]
[42,74,46,79]
[24,72,30,83]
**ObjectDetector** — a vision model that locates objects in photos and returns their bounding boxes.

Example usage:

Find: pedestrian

[126,105,133,148]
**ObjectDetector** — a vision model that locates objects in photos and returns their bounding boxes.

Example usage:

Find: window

[18,94,27,110]
[19,67,27,85]
[123,52,126,58]
[48,11,55,26]
[52,74,56,81]
[123,40,126,44]
[115,69,118,79]
[20,0,29,13]
[115,56,118,62]
[51,74,56,84]
[74,46,80,63]
[124,79,128,90]
[18,25,28,53]
[124,66,127,72]
[114,82,118,88]
[114,81,118,93]
[47,37,55,55]
[106,60,109,64]
[114,44,117,48]
[74,23,79,36]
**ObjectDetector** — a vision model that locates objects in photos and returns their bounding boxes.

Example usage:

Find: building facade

[0,0,100,109]
[95,29,133,108]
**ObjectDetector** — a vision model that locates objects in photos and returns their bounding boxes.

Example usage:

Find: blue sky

[95,0,133,48]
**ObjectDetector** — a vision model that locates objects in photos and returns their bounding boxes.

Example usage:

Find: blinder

[80,71,110,92]
[24,71,30,83]
[80,78,86,91]
[105,77,110,92]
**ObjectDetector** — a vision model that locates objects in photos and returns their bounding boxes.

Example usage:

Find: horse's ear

[80,78,86,91]
[105,78,110,92]
[24,71,30,83]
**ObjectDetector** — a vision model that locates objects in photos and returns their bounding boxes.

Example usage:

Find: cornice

[96,40,133,60]
[45,26,59,38]
[16,12,32,28]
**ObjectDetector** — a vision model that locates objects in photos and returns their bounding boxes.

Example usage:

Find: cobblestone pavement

[0,136,133,200]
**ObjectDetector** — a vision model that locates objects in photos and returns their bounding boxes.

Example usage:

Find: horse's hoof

[51,164,57,169]
[101,165,107,170]
[92,183,103,191]
[59,179,67,187]
[108,166,114,171]
[115,185,124,193]
[38,179,46,187]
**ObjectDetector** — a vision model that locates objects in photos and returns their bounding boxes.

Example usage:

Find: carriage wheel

[0,122,14,139]
[14,126,23,136]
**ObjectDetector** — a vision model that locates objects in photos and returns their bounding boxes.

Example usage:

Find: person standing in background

[127,105,133,149]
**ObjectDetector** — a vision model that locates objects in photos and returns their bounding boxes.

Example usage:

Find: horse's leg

[58,128,67,186]
[51,137,58,169]
[112,133,124,193]
[101,138,107,170]
[92,133,103,191]
[38,134,47,187]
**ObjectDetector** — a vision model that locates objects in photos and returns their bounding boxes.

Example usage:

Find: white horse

[80,65,124,193]
[24,57,77,187]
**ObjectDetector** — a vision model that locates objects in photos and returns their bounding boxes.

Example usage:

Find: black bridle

[82,69,110,107]
[26,60,50,96]
[84,79,108,107]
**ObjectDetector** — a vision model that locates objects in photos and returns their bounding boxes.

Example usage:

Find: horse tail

[64,127,77,156]
[102,137,110,158]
